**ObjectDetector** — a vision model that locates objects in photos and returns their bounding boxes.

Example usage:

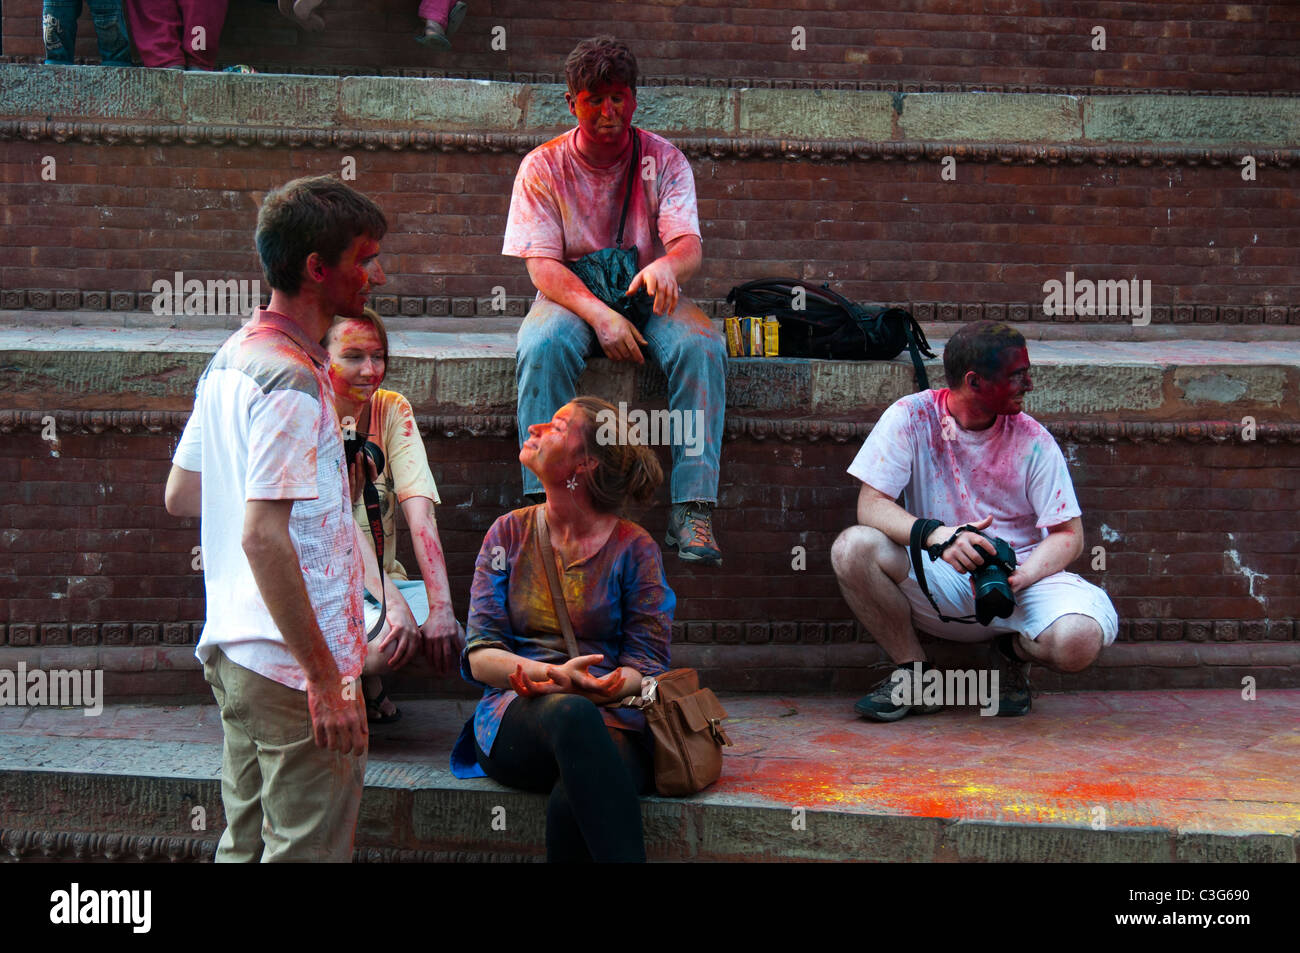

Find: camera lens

[971,532,1017,625]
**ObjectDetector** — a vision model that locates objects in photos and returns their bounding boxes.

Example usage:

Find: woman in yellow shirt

[326,308,463,722]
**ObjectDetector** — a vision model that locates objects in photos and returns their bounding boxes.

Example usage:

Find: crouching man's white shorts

[899,553,1119,646]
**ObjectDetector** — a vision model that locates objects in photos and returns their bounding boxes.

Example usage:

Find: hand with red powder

[377,597,423,670]
[509,654,627,703]
[593,311,647,364]
[419,612,464,676]
[306,678,367,754]
[627,258,680,316]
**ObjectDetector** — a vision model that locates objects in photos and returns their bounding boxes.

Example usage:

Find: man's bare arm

[857,483,921,546]
[524,236,702,320]
[164,464,201,518]
[857,482,999,572]
[1008,516,1085,591]
[526,256,623,329]
[626,234,702,315]
[525,256,648,364]
[243,499,366,753]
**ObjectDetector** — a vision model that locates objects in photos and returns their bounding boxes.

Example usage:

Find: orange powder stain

[731,762,1227,827]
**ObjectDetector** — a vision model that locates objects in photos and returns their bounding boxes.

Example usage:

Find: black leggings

[475,693,652,863]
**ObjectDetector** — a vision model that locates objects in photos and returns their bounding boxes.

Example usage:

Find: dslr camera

[967,530,1018,625]
[344,436,385,478]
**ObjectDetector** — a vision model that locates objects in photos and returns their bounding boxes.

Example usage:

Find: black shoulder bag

[726,277,936,391]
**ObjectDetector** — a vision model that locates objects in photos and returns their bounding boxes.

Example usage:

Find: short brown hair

[569,396,662,513]
[943,321,1026,389]
[256,176,388,296]
[325,307,390,381]
[564,35,638,97]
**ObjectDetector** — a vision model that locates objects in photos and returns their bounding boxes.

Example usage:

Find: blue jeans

[515,296,726,503]
[43,0,133,65]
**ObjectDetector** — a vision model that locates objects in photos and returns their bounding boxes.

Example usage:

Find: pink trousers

[124,0,228,69]
[417,0,454,24]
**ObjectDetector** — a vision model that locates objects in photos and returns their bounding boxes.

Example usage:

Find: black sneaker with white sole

[853,664,942,722]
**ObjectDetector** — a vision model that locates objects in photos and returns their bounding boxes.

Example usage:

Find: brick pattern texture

[3,429,1296,656]
[2,142,1298,312]
[3,0,1298,92]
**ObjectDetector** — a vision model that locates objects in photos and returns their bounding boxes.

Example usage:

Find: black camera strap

[615,127,639,250]
[352,401,388,643]
[909,518,980,625]
[356,474,387,642]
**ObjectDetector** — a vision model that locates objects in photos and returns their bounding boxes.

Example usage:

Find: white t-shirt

[847,389,1081,558]
[174,310,366,691]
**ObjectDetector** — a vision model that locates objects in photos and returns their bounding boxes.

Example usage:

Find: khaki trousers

[203,648,367,862]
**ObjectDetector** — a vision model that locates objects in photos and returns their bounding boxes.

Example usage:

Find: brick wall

[2,423,1296,694]
[4,0,1298,92]
[3,141,1298,314]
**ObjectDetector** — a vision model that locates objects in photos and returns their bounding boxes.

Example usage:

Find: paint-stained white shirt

[174,310,365,690]
[848,388,1081,558]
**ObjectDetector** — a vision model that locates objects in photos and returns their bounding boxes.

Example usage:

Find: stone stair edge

[5,55,1298,100]
[1,735,1296,861]
[2,63,1298,147]
[4,310,1300,343]
[3,332,1298,419]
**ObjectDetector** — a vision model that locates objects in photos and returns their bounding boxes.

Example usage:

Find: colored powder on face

[327,320,385,403]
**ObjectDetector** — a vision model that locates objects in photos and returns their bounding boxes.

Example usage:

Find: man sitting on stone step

[503,34,727,566]
[831,321,1118,720]
[165,175,386,861]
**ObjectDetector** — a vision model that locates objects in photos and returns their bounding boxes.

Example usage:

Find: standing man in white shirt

[832,322,1118,721]
[164,176,388,861]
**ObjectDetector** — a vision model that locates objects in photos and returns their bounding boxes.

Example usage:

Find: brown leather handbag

[535,509,732,797]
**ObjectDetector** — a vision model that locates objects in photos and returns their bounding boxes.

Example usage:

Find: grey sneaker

[665,501,722,565]
[993,636,1032,717]
[853,664,941,722]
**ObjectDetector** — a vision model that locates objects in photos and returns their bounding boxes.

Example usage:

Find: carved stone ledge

[0,827,533,863]
[3,120,1295,168]
[3,410,1298,444]
[2,618,1289,647]
[2,57,1292,97]
[4,288,1294,325]
[0,828,216,862]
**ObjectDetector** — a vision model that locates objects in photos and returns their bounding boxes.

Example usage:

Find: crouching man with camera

[831,321,1118,719]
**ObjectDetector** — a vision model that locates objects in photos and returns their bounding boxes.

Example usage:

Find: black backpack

[726,278,936,391]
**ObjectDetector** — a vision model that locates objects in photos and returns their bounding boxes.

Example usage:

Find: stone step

[3,323,1298,421]
[8,64,1298,144]
[1,694,1296,862]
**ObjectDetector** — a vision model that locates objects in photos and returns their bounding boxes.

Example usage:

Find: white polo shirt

[174,309,365,690]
